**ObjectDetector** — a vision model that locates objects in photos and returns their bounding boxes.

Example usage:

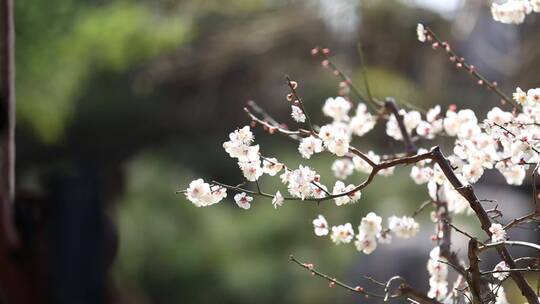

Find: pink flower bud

[311,48,319,56]
[290,81,298,90]
[286,93,294,101]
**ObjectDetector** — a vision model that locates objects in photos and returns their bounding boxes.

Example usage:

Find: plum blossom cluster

[313,213,419,255]
[491,0,540,24]
[185,178,227,207]
[180,21,540,304]
[427,247,448,301]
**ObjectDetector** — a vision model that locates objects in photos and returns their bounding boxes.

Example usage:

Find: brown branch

[503,211,540,231]
[384,97,418,155]
[479,241,540,252]
[437,202,467,276]
[397,284,443,304]
[467,239,486,304]
[430,147,539,304]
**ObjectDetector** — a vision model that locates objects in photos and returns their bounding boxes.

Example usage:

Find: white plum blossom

[427,246,448,301]
[325,129,350,157]
[186,178,211,204]
[234,192,253,210]
[513,87,528,105]
[492,261,510,281]
[386,110,421,140]
[349,103,376,136]
[491,0,532,24]
[388,216,420,239]
[185,178,227,207]
[318,124,335,142]
[533,0,540,12]
[313,214,329,236]
[291,105,306,122]
[462,161,484,184]
[330,223,354,244]
[323,96,351,121]
[528,88,540,104]
[417,23,426,42]
[410,166,431,184]
[331,158,354,180]
[284,165,319,200]
[332,181,361,206]
[359,212,383,236]
[262,158,284,176]
[223,126,258,161]
[487,107,513,125]
[354,233,378,254]
[272,191,284,209]
[298,136,324,159]
[353,151,379,174]
[238,160,263,181]
[489,223,507,243]
[496,162,526,185]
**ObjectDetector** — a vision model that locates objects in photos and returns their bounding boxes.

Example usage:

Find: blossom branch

[288,255,384,299]
[289,255,442,304]
[286,76,315,133]
[423,26,519,109]
[311,47,382,109]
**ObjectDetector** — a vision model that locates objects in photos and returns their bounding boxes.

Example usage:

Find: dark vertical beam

[0,0,18,248]
[1,0,15,205]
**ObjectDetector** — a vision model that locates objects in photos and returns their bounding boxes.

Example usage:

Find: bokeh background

[7,0,540,303]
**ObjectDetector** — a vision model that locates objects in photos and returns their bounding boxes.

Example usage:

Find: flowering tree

[178,9,540,304]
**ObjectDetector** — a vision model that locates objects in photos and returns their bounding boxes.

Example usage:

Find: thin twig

[424,27,518,109]
[289,255,384,298]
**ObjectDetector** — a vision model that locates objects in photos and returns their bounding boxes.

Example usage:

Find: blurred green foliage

[16,0,190,142]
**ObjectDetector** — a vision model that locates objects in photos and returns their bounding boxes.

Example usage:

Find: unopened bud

[286,93,294,101]
[289,81,298,90]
